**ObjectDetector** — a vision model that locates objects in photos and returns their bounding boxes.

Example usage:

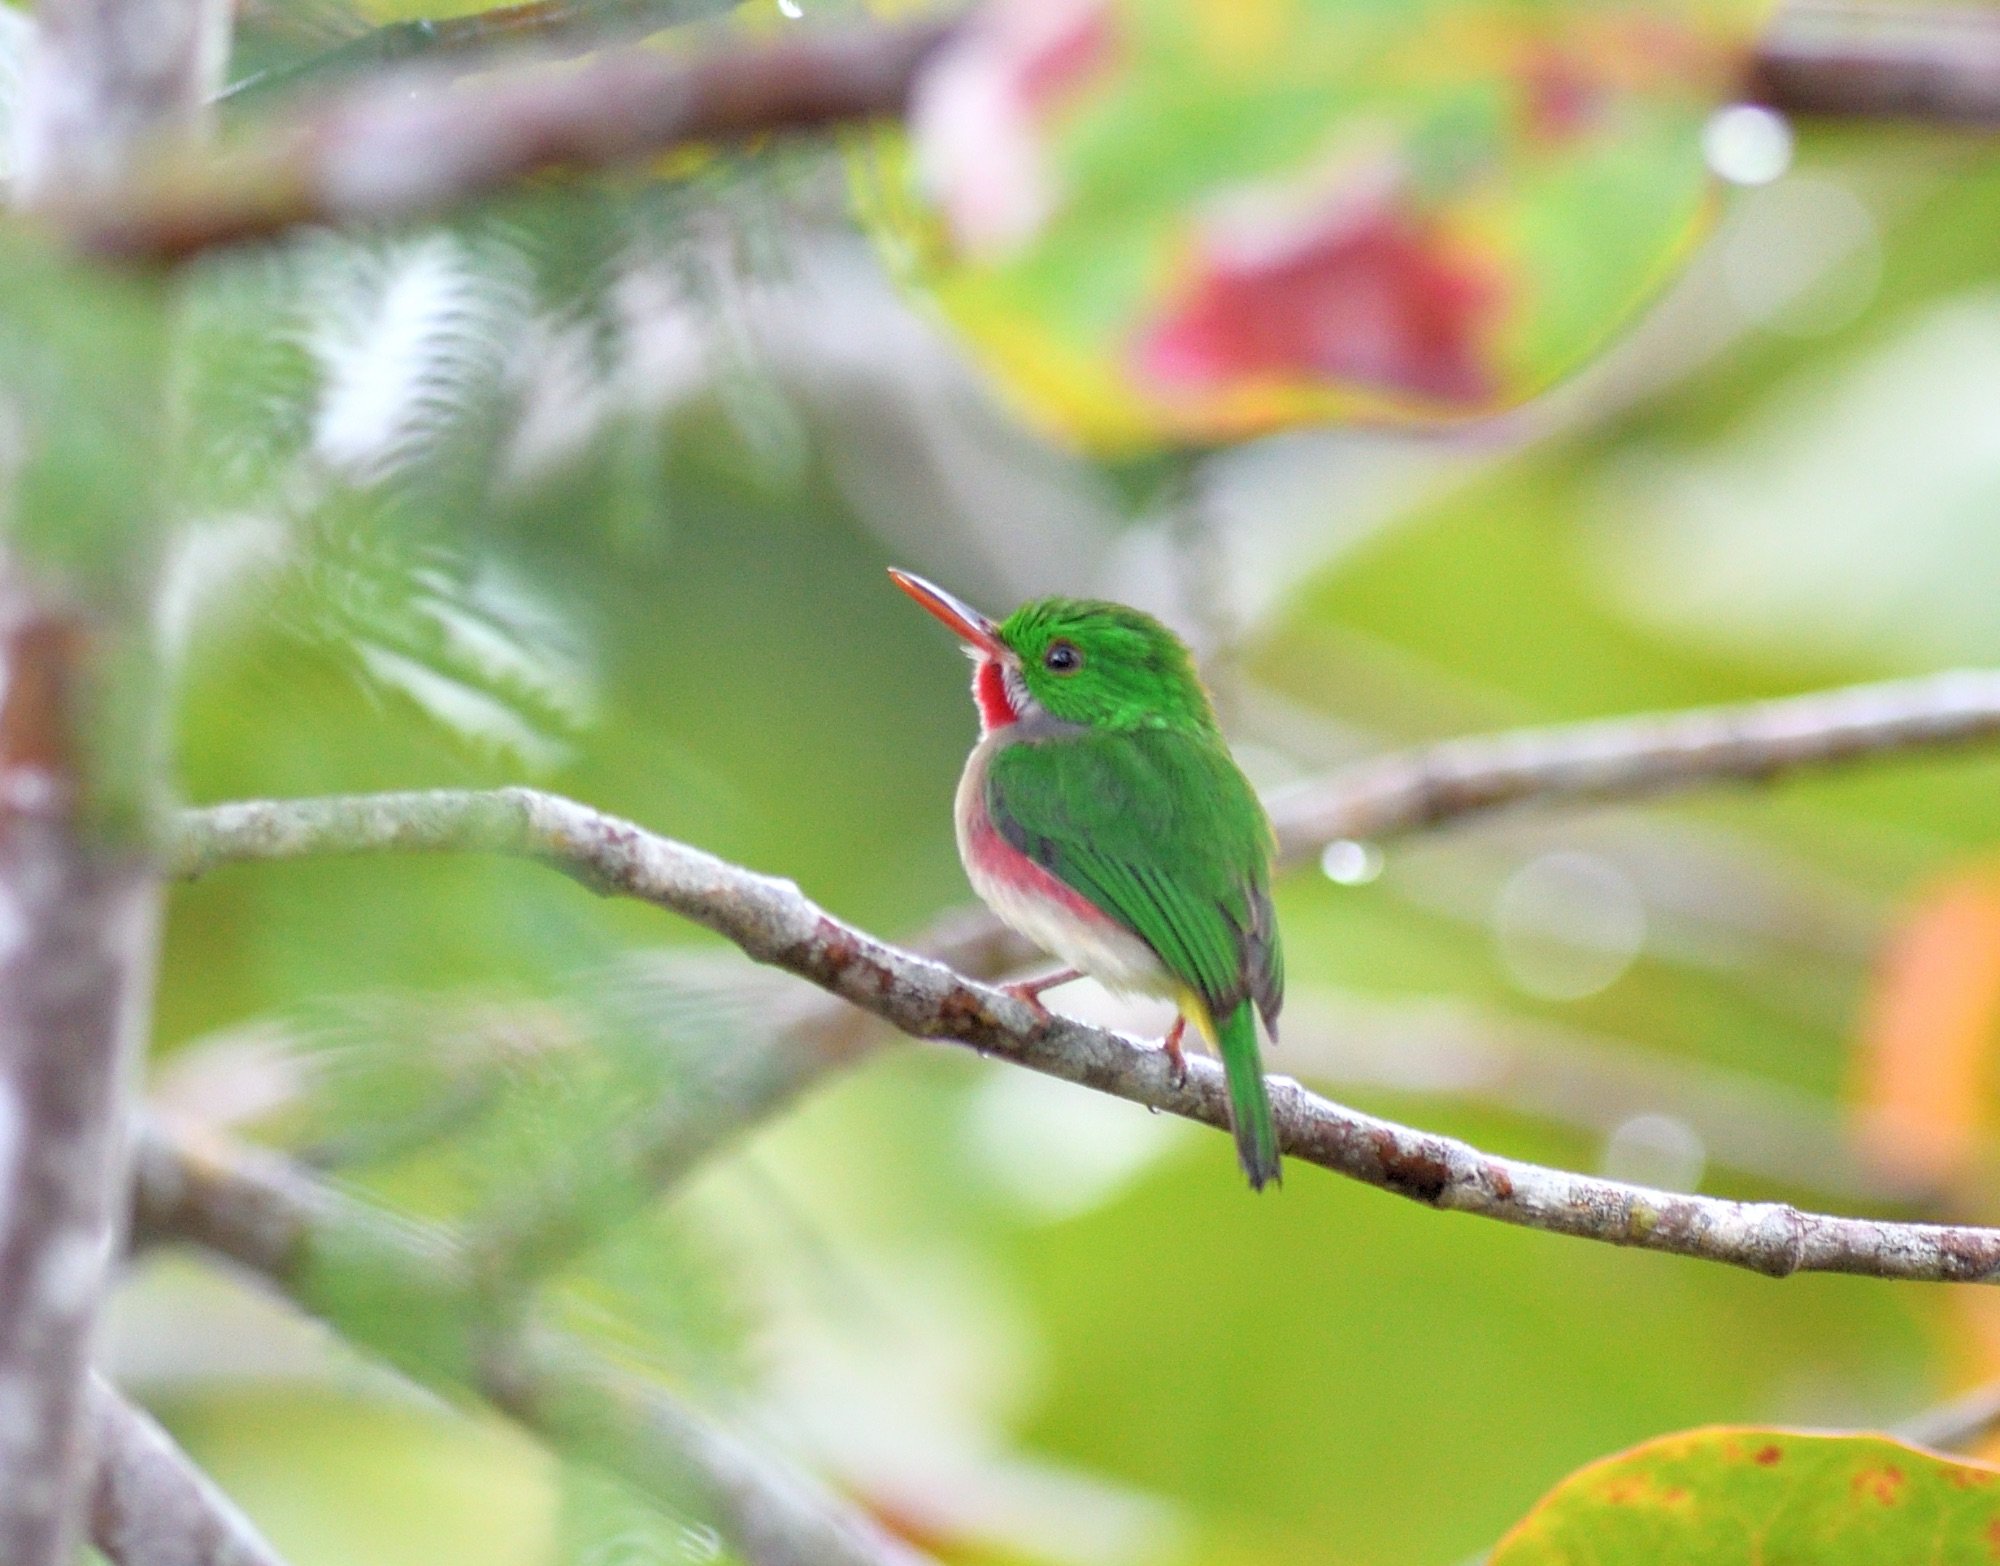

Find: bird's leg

[1002,966,1084,1016]
[1162,1016,1188,1089]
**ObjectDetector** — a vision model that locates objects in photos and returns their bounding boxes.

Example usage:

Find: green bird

[890,569,1285,1189]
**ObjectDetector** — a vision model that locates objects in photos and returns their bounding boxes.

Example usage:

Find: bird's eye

[1044,640,1082,675]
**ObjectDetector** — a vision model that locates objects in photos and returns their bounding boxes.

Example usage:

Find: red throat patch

[973,659,1019,732]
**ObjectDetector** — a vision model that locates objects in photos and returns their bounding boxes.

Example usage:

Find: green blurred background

[68,26,2000,1566]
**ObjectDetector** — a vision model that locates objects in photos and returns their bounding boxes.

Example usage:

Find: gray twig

[445,652,2000,1272]
[89,1374,291,1566]
[1265,668,2000,857]
[173,745,2000,1283]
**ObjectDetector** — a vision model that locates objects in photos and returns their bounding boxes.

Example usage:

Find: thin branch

[439,678,2000,1273]
[88,1374,291,1566]
[173,783,2000,1284]
[65,17,957,262]
[463,948,1934,1294]
[127,1119,936,1566]
[175,669,2000,1278]
[1264,668,2000,860]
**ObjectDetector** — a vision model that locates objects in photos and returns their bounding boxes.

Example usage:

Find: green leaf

[861,0,1779,451]
[1492,1428,2000,1564]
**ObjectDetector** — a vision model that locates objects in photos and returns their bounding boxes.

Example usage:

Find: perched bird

[889,569,1285,1189]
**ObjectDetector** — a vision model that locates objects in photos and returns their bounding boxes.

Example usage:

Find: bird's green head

[889,569,1217,735]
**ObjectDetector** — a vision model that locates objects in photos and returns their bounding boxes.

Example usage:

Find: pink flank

[959,779,1123,934]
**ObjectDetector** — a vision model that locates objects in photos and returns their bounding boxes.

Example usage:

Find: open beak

[888,569,1010,661]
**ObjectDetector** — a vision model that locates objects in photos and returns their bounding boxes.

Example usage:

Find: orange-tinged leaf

[1492,1428,2000,1565]
[1854,865,2000,1186]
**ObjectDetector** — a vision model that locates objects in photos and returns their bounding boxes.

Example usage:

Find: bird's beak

[888,569,1010,661]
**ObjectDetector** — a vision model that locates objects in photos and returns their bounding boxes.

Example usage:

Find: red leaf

[1135,190,1503,406]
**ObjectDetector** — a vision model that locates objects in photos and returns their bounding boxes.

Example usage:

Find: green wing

[985,727,1282,1033]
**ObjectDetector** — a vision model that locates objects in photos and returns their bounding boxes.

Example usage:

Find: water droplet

[775,0,802,15]
[1703,104,1793,187]
[1601,1112,1706,1193]
[1720,176,1881,339]
[677,1524,722,1562]
[1493,851,1645,1001]
[1320,839,1383,886]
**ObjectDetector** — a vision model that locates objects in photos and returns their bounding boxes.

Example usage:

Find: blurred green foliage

[0,0,1979,1560]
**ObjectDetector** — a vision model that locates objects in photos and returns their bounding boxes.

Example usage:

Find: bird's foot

[1161,1016,1189,1090]
[1003,967,1083,1018]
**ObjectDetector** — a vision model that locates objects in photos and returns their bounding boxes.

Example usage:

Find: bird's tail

[1213,999,1281,1192]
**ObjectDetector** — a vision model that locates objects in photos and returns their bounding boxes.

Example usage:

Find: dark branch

[65,18,956,262]
[1752,0,2000,124]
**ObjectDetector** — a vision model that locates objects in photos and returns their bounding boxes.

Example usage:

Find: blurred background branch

[177,669,2000,882]
[1752,0,2000,123]
[0,0,219,1554]
[127,1117,938,1566]
[89,1372,292,1566]
[1266,667,2000,852]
